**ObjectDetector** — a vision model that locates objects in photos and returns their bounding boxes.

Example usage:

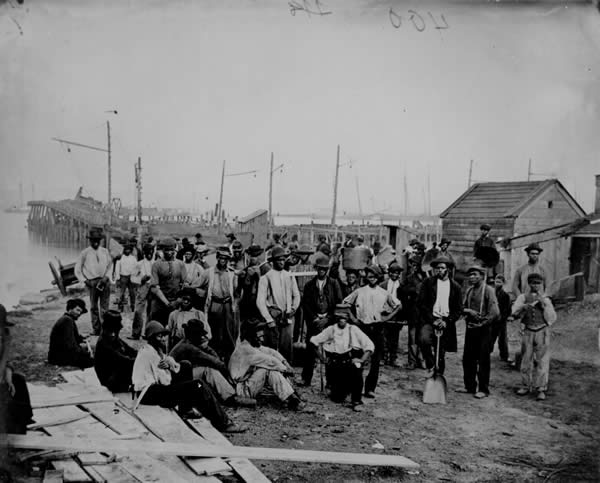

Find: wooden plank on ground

[42,468,64,483]
[32,394,115,409]
[29,413,90,430]
[7,434,421,469]
[187,418,270,483]
[134,405,229,478]
[60,371,86,385]
[51,460,92,483]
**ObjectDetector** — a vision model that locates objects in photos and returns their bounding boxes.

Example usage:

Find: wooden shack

[439,179,586,288]
[237,209,268,247]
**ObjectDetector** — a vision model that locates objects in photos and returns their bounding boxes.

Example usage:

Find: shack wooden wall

[237,212,268,247]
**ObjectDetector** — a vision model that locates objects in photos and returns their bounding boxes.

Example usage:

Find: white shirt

[316,278,326,292]
[256,269,301,323]
[115,254,138,278]
[75,246,112,282]
[385,279,401,304]
[433,278,451,318]
[343,285,400,325]
[132,344,179,391]
[132,258,154,284]
[310,324,374,354]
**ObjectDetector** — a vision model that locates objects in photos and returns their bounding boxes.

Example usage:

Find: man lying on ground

[228,320,304,410]
[132,321,245,433]
[170,319,256,407]
[48,298,93,369]
[94,310,137,392]
[310,304,374,412]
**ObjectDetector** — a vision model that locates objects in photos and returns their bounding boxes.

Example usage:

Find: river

[0,211,81,308]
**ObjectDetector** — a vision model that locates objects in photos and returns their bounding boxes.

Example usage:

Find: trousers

[132,283,150,339]
[235,368,294,402]
[0,373,33,434]
[384,322,401,363]
[490,320,509,361]
[264,323,294,364]
[463,325,492,394]
[207,300,239,362]
[419,324,446,375]
[118,276,136,312]
[326,355,364,404]
[361,324,384,393]
[192,366,235,401]
[520,327,550,391]
[407,325,422,367]
[86,278,110,335]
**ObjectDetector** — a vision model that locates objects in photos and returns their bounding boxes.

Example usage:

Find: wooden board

[133,405,229,478]
[7,434,421,469]
[227,459,271,483]
[42,468,65,483]
[51,460,92,483]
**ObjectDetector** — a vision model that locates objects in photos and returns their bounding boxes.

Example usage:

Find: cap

[102,310,123,331]
[388,262,403,273]
[466,265,486,275]
[527,272,544,283]
[292,244,314,255]
[430,256,454,268]
[245,244,264,257]
[334,303,353,319]
[365,265,383,278]
[232,240,243,250]
[269,246,288,261]
[145,321,168,339]
[313,253,330,269]
[66,298,88,314]
[480,224,491,231]
[158,237,177,249]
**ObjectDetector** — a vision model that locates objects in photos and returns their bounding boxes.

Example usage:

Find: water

[0,212,81,308]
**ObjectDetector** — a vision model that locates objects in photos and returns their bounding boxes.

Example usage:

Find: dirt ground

[5,297,599,482]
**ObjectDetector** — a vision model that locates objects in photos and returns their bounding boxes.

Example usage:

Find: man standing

[225,233,237,255]
[300,253,343,386]
[231,241,246,274]
[94,310,137,392]
[48,299,94,368]
[437,238,455,278]
[182,247,203,288]
[343,265,401,398]
[473,224,495,257]
[417,256,463,377]
[197,247,239,361]
[228,321,304,410]
[399,257,426,369]
[380,262,403,367]
[75,227,113,335]
[512,243,549,297]
[256,246,301,362]
[115,244,137,313]
[131,244,154,340]
[491,274,512,363]
[310,304,374,412]
[342,270,360,297]
[511,273,556,401]
[132,321,245,432]
[238,244,265,323]
[460,266,499,399]
[149,237,187,326]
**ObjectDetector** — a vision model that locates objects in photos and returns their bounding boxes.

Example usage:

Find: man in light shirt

[131,245,154,340]
[132,321,245,432]
[115,244,137,313]
[343,265,401,398]
[417,256,463,377]
[512,243,549,297]
[149,237,186,326]
[310,304,373,412]
[256,246,301,362]
[75,227,113,335]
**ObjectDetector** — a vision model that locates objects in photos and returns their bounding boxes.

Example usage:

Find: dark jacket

[302,276,343,326]
[495,287,511,323]
[94,335,137,392]
[48,314,93,368]
[417,276,463,352]
[473,236,495,257]
[399,270,427,325]
[170,339,225,371]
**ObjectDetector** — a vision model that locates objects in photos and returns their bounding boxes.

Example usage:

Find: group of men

[46,224,556,430]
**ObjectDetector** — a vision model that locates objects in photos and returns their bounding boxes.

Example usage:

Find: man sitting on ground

[94,310,137,392]
[167,288,211,350]
[310,304,374,412]
[170,319,256,407]
[48,298,93,368]
[132,321,245,432]
[228,320,304,410]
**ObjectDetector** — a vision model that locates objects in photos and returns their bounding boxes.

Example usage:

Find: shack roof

[238,209,268,224]
[439,179,585,219]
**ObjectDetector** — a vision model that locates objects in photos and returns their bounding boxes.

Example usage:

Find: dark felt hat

[430,255,454,268]
[269,246,288,260]
[158,237,176,249]
[183,318,208,337]
[145,321,168,339]
[216,246,233,259]
[245,244,264,257]
[66,298,88,314]
[525,243,543,253]
[480,224,491,231]
[87,227,104,240]
[102,310,123,331]
[440,238,452,245]
[313,253,330,269]
[388,262,403,273]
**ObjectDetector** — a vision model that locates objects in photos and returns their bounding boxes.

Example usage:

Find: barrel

[342,247,371,271]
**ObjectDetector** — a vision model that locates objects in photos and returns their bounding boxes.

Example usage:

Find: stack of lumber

[18,368,271,482]
[10,368,419,482]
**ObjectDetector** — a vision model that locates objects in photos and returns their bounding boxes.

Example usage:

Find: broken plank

[7,434,421,469]
[187,418,270,483]
[133,405,230,477]
[32,394,115,409]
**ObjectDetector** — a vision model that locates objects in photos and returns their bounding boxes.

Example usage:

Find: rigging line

[51,137,108,153]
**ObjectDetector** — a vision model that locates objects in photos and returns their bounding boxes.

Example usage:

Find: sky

[1,0,599,217]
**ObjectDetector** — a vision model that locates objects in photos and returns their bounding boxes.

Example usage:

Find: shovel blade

[422,375,448,404]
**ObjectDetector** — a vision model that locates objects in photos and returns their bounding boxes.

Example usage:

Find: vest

[521,293,547,331]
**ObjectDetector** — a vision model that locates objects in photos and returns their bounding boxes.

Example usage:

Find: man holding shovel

[460,265,500,399]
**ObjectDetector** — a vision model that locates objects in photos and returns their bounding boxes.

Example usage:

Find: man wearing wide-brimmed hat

[149,237,187,326]
[75,227,113,335]
[256,246,301,362]
[379,262,404,367]
[238,244,265,322]
[459,265,499,399]
[94,310,137,392]
[196,246,239,361]
[299,253,343,387]
[512,242,549,297]
[417,256,463,377]
[48,299,94,368]
[310,304,374,412]
[343,265,401,398]
[399,256,427,369]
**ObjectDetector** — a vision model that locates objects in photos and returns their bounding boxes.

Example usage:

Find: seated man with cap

[228,320,304,410]
[94,310,137,392]
[342,265,401,398]
[48,298,94,369]
[170,319,256,407]
[510,272,556,401]
[310,304,374,411]
[300,253,343,387]
[417,256,463,377]
[132,321,245,432]
[460,265,499,399]
[167,287,211,350]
